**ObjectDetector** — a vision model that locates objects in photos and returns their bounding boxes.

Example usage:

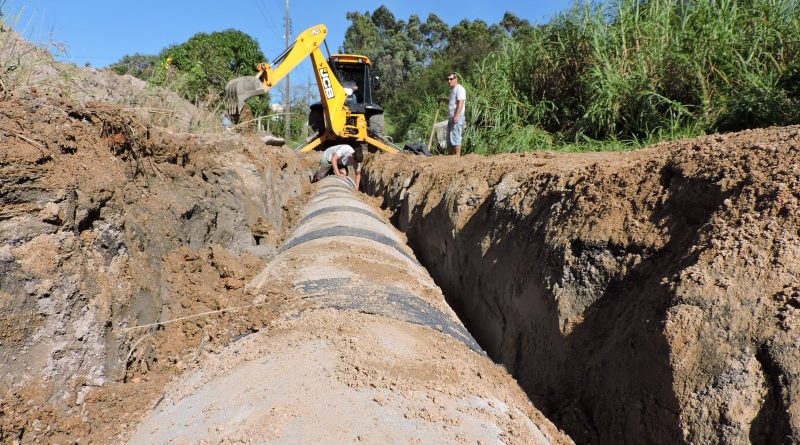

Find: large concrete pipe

[126,176,569,444]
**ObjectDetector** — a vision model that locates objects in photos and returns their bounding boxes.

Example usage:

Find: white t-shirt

[323,144,355,166]
[448,84,466,118]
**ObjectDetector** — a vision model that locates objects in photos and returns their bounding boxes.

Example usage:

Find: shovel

[428,102,443,154]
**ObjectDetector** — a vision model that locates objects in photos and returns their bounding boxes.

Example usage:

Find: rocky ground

[2,28,799,445]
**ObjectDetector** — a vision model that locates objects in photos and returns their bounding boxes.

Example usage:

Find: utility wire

[254,0,285,58]
[255,0,280,39]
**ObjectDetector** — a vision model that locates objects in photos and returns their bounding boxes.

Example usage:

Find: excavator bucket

[224,76,266,121]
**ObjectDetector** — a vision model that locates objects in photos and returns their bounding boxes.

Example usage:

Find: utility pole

[284,0,291,141]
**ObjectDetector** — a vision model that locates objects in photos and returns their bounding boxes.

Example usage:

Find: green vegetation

[110,53,160,80]
[104,1,798,152]
[344,0,800,154]
[112,29,270,115]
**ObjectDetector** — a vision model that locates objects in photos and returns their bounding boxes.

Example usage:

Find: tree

[420,14,449,55]
[342,11,383,55]
[110,53,160,79]
[155,29,265,106]
[499,12,535,41]
[440,19,504,75]
[343,6,429,104]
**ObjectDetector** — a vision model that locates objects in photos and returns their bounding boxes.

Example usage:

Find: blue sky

[8,1,573,101]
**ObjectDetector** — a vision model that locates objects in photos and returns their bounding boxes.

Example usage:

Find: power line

[255,0,280,39]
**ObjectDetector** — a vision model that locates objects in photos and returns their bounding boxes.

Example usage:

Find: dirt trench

[0,91,317,443]
[363,128,800,444]
[125,176,573,444]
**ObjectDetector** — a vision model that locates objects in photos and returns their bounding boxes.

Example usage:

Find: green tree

[499,12,535,42]
[155,29,265,106]
[440,19,505,75]
[420,14,449,54]
[110,53,160,79]
[343,6,431,104]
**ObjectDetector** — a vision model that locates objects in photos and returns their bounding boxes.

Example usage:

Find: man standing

[447,73,466,156]
[312,144,364,190]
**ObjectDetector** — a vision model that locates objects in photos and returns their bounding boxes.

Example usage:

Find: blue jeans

[447,115,465,147]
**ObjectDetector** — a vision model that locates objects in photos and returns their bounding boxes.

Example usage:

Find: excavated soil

[364,128,800,444]
[0,88,318,443]
[0,27,214,132]
[124,180,573,444]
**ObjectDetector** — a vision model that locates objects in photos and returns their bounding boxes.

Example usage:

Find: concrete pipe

[126,176,566,444]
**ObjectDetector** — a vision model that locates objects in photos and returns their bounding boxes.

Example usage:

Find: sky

[7,0,573,101]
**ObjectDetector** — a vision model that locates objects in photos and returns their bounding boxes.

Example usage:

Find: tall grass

[417,0,800,154]
[461,44,555,153]
[0,7,65,97]
[0,8,221,133]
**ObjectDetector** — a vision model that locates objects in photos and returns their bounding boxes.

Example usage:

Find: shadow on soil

[390,163,737,444]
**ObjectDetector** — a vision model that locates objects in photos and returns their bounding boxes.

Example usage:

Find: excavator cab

[308,54,387,149]
[330,55,371,105]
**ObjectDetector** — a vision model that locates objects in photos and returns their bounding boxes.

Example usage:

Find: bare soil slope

[364,128,800,444]
[1,28,214,132]
[0,88,316,443]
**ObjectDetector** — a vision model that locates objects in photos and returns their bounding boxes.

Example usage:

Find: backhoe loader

[225,24,399,154]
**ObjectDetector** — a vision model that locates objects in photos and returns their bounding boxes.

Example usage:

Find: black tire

[308,108,325,135]
[367,113,385,140]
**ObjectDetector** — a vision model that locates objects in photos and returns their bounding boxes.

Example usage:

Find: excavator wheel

[367,113,386,140]
[308,107,325,135]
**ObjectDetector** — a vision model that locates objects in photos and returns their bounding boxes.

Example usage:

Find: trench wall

[363,129,800,445]
[0,113,312,442]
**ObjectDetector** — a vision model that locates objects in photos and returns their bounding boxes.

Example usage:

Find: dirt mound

[0,90,317,443]
[364,127,800,444]
[0,27,214,132]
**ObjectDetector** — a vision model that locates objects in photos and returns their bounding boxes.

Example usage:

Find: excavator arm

[226,25,347,138]
[253,25,348,140]
[225,24,398,154]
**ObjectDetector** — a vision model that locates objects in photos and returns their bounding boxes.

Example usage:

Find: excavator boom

[225,24,398,154]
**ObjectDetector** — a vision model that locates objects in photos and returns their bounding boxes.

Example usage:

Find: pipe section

[126,175,563,445]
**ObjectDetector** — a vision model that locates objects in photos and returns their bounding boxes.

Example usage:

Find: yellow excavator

[225,24,399,154]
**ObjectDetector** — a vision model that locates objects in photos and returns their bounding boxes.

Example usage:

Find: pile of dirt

[0,27,215,132]
[0,88,317,443]
[364,127,800,444]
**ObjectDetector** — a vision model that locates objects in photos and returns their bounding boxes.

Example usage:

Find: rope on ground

[118,291,326,332]
[11,131,44,150]
[120,301,270,332]
[121,107,177,115]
